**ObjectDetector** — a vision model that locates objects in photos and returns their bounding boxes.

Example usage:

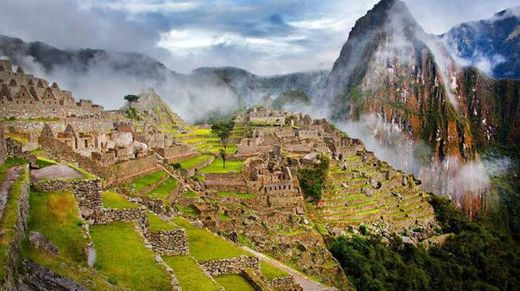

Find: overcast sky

[1,0,518,75]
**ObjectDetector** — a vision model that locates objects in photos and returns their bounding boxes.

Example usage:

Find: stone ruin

[0,59,104,119]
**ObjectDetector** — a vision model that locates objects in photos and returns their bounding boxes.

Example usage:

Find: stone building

[0,125,7,164]
[0,59,104,119]
[247,107,286,126]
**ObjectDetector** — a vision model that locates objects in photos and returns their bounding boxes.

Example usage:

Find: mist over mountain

[0,35,326,122]
[443,6,520,79]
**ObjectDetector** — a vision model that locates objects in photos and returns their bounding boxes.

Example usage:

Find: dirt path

[241,246,335,291]
[0,166,22,219]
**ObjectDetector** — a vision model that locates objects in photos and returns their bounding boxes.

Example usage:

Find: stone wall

[0,165,30,290]
[21,260,86,291]
[39,137,159,186]
[204,173,248,193]
[146,229,189,256]
[2,119,114,134]
[270,276,302,291]
[200,256,259,276]
[5,137,22,157]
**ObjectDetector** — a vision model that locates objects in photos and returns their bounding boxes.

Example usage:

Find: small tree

[124,94,140,107]
[211,119,235,168]
[298,154,330,201]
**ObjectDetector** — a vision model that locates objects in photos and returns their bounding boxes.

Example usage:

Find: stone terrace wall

[2,119,113,134]
[204,173,248,193]
[39,137,159,186]
[0,165,30,290]
[106,155,158,186]
[200,256,259,276]
[5,138,22,157]
[270,276,302,291]
[146,229,189,256]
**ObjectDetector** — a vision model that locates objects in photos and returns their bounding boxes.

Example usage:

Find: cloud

[0,0,517,75]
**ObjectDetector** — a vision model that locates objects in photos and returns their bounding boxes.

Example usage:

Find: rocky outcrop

[21,260,86,291]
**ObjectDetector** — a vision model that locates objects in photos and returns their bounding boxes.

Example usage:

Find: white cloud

[158,28,307,57]
[80,0,200,14]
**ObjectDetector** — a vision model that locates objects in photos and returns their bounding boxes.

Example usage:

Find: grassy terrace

[163,256,221,291]
[179,154,213,169]
[147,213,179,233]
[90,222,171,290]
[215,274,255,291]
[260,261,289,281]
[0,165,28,279]
[127,170,166,193]
[200,159,244,174]
[173,217,248,261]
[148,178,178,200]
[23,189,113,290]
[102,191,139,209]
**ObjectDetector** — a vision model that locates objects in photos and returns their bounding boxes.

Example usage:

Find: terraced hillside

[307,157,435,235]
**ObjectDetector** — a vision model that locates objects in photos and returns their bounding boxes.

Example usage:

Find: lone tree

[124,94,140,107]
[211,119,235,168]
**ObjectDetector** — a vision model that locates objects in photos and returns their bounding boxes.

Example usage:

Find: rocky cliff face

[323,0,520,161]
[443,7,520,79]
[321,0,520,215]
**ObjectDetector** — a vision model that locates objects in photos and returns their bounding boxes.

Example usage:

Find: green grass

[129,170,167,193]
[173,217,249,261]
[148,213,178,233]
[217,191,255,199]
[0,157,27,184]
[36,156,58,168]
[163,256,221,291]
[90,222,171,290]
[177,205,201,217]
[148,178,178,200]
[0,165,28,279]
[214,274,255,291]
[260,261,289,281]
[67,163,97,180]
[179,155,213,169]
[199,159,244,174]
[102,191,139,209]
[26,189,86,262]
[184,190,200,198]
[22,187,113,290]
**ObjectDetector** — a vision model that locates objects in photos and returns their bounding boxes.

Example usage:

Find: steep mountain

[443,7,520,79]
[321,0,520,215]
[323,0,520,159]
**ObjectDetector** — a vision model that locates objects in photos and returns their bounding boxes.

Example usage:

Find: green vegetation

[177,205,200,217]
[23,188,113,290]
[124,107,141,120]
[200,159,244,174]
[163,256,221,291]
[173,217,248,261]
[211,119,236,168]
[148,178,178,200]
[0,165,28,279]
[147,213,178,233]
[128,170,166,193]
[272,89,311,110]
[298,154,329,201]
[102,191,139,209]
[67,163,96,179]
[36,156,58,168]
[179,155,213,169]
[90,222,171,290]
[26,190,86,262]
[260,261,289,281]
[183,190,199,198]
[214,274,255,291]
[329,196,520,290]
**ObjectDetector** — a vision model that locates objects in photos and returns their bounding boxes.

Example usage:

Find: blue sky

[1,0,519,74]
